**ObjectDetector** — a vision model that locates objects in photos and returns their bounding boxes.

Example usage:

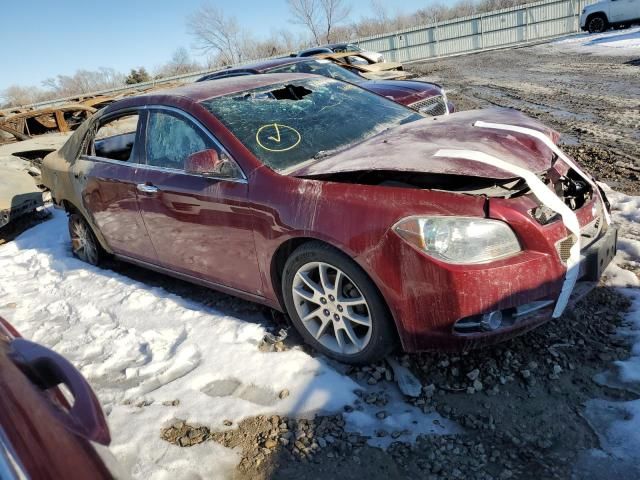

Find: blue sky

[0,0,440,91]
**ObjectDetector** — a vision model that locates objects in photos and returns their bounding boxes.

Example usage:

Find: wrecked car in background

[0,105,96,144]
[197,57,453,116]
[42,73,616,364]
[297,42,385,63]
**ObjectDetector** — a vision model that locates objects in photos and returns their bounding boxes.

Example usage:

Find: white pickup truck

[580,0,640,33]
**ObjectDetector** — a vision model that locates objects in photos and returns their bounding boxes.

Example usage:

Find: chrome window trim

[80,104,248,184]
[78,155,248,185]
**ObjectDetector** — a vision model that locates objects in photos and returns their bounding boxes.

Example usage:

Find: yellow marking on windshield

[256,123,301,152]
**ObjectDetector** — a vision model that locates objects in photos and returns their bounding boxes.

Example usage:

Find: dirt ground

[413,42,640,195]
[2,40,639,480]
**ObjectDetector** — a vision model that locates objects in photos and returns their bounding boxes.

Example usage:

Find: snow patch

[0,210,454,479]
[547,27,640,56]
[575,186,640,478]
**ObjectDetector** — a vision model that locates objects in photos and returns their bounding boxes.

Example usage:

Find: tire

[282,241,396,364]
[587,14,608,33]
[68,213,102,265]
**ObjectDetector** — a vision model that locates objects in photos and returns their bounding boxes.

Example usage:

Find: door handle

[137,183,159,194]
[9,338,111,445]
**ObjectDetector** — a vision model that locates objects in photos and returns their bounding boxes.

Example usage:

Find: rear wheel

[587,14,608,33]
[282,242,396,364]
[68,213,101,265]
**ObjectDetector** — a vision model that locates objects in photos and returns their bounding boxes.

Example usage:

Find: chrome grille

[410,95,448,116]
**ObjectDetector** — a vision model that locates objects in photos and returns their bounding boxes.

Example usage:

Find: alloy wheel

[70,216,99,265]
[590,17,605,33]
[291,261,372,355]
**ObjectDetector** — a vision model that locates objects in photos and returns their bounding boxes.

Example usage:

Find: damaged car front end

[43,74,616,363]
[279,106,617,353]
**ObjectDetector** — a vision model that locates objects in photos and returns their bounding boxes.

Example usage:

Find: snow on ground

[544,26,640,56]
[0,210,454,479]
[574,186,640,479]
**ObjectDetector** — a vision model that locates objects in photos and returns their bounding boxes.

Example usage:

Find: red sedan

[197,57,454,116]
[0,316,119,479]
[42,74,616,364]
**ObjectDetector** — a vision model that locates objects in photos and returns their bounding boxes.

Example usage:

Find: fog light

[480,311,503,331]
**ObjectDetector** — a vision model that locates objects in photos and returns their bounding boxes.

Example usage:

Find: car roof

[324,42,351,48]
[299,47,333,55]
[104,73,316,113]
[203,57,311,78]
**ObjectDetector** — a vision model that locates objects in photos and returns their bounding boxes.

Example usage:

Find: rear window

[200,77,421,172]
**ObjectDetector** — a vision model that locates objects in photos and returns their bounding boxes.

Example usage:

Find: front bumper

[365,221,617,353]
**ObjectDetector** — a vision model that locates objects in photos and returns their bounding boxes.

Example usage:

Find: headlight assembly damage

[394,216,521,264]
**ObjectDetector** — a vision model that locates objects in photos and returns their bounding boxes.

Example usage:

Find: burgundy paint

[0,316,114,479]
[47,78,610,353]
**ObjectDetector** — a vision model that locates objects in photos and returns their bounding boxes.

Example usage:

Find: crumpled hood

[288,108,561,180]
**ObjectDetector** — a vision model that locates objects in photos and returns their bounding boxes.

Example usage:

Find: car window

[268,60,364,84]
[92,114,140,162]
[145,111,210,170]
[201,77,422,172]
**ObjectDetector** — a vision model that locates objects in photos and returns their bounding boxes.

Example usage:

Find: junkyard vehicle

[42,74,617,364]
[314,52,405,79]
[0,105,96,144]
[0,316,121,479]
[298,42,385,63]
[580,0,639,33]
[197,57,453,116]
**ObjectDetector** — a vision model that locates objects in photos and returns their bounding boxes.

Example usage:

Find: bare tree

[187,5,245,64]
[0,85,51,107]
[42,68,125,97]
[286,0,323,45]
[320,0,351,43]
[156,47,202,77]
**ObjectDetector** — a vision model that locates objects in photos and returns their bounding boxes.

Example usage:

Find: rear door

[134,107,262,294]
[76,111,158,263]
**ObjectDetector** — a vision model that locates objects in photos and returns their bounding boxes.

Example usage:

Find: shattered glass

[146,111,209,169]
[201,77,421,171]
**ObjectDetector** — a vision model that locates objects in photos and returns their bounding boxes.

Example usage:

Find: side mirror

[185,149,240,178]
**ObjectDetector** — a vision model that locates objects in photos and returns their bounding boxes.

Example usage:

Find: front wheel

[587,15,608,33]
[68,213,101,265]
[282,242,396,364]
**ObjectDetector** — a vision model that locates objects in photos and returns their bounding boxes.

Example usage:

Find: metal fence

[13,0,597,110]
[355,0,596,63]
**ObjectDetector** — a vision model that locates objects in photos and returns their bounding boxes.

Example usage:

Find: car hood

[286,108,561,180]
[360,80,443,104]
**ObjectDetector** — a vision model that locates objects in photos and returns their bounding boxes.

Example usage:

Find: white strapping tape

[474,121,611,225]
[434,149,580,318]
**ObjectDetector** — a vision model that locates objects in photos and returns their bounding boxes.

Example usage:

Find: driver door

[134,108,262,295]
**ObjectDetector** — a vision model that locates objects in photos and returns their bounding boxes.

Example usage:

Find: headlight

[393,216,521,264]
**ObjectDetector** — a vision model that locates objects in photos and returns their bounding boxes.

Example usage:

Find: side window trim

[80,108,144,166]
[140,105,247,183]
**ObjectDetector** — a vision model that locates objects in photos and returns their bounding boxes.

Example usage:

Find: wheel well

[587,12,608,24]
[61,199,79,214]
[270,237,316,307]
[269,237,402,347]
